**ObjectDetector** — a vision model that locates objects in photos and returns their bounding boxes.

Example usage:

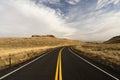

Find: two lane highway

[0,47,119,80]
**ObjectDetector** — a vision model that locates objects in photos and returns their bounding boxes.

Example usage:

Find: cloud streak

[0,0,76,38]
[0,0,120,41]
[65,0,81,5]
[96,0,120,9]
[65,0,120,41]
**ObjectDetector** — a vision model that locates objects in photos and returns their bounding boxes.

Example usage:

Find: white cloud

[34,0,60,4]
[66,2,120,41]
[0,0,76,37]
[77,12,120,41]
[96,0,120,9]
[65,0,81,5]
[1,0,120,41]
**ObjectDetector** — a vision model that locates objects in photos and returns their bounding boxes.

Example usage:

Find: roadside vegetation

[74,43,120,66]
[0,35,81,70]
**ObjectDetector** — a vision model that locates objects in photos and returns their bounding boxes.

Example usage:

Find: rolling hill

[0,35,82,70]
[105,35,120,43]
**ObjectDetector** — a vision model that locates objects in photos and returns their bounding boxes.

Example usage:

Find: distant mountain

[104,35,120,43]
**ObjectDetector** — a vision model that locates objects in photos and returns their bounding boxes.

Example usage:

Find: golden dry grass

[0,36,82,70]
[0,46,59,70]
[74,42,120,66]
[0,37,81,48]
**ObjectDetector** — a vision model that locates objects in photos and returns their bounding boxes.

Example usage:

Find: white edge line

[0,49,55,80]
[69,47,119,80]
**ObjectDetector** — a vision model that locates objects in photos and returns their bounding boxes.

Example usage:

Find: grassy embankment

[0,36,81,70]
[74,42,120,69]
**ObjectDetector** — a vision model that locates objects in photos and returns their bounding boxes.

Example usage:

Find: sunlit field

[75,42,120,66]
[0,36,81,70]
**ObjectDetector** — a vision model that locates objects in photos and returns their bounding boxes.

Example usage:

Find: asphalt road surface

[0,47,119,80]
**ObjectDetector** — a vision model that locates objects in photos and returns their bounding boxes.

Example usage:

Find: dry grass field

[1,35,119,71]
[0,36,81,70]
[74,42,120,67]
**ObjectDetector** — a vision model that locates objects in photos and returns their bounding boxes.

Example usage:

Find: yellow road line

[59,49,63,80]
[55,48,64,80]
[55,51,60,80]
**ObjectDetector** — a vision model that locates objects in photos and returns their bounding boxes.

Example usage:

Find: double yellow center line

[55,48,64,80]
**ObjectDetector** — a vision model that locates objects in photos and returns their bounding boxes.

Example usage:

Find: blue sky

[0,0,120,41]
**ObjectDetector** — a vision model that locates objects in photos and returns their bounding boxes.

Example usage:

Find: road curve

[0,47,119,80]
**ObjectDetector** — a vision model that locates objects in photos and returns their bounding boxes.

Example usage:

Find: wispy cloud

[74,11,120,41]
[0,0,76,37]
[0,0,120,41]
[65,0,81,5]
[65,0,120,41]
[34,0,60,4]
[96,0,120,9]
